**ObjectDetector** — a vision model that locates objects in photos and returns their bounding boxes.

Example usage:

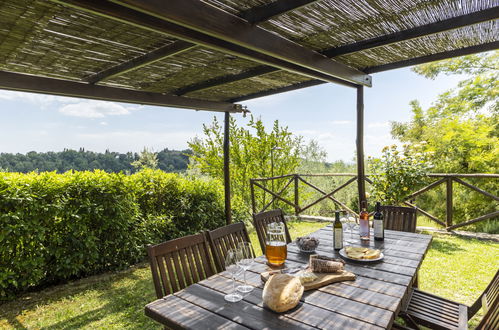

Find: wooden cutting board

[261,269,356,291]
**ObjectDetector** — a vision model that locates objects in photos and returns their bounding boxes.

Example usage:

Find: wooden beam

[175,66,277,96]
[53,0,364,88]
[365,41,499,74]
[239,0,319,23]
[356,86,366,204]
[86,41,196,83]
[223,111,232,224]
[113,0,372,87]
[323,7,499,57]
[227,79,325,102]
[0,71,242,113]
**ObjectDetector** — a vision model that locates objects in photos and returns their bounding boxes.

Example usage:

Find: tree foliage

[0,148,190,173]
[131,148,159,170]
[390,51,498,232]
[188,115,302,214]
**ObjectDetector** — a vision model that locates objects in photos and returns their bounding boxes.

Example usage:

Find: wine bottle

[359,201,370,241]
[333,211,343,250]
[373,202,384,241]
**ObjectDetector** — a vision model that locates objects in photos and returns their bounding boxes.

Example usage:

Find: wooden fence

[249,173,499,231]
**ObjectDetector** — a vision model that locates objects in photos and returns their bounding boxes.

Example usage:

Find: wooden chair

[147,233,216,299]
[401,269,499,330]
[207,222,254,272]
[380,205,417,233]
[253,209,292,254]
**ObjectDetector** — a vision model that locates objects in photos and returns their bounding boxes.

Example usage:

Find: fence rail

[249,173,499,231]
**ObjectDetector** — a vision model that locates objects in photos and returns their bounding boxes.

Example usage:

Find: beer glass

[265,222,287,266]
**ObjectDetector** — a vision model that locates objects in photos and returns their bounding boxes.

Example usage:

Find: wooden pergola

[0,0,497,224]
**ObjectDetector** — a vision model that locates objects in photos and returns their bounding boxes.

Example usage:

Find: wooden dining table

[145,224,433,329]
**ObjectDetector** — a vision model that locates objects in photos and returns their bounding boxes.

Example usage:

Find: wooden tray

[261,269,356,291]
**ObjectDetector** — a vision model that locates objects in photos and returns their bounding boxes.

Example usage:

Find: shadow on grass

[2,263,160,329]
[429,238,465,255]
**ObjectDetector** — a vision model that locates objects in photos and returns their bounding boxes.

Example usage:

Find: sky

[0,67,463,162]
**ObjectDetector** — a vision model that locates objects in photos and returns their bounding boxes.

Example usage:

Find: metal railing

[249,173,499,231]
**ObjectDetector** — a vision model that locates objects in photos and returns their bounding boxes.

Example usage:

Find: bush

[0,170,236,299]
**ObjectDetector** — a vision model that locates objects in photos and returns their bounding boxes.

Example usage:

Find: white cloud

[59,101,135,118]
[367,121,390,128]
[76,130,193,151]
[330,120,352,125]
[100,121,108,126]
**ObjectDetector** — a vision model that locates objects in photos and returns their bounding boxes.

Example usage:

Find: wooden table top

[145,225,432,329]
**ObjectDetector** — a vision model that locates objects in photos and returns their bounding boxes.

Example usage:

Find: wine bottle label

[334,228,343,248]
[359,220,369,237]
[374,220,383,237]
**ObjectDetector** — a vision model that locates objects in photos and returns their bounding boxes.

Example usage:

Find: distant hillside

[0,148,191,173]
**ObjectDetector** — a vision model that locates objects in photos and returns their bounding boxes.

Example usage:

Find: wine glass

[346,212,358,243]
[224,249,243,302]
[236,242,254,293]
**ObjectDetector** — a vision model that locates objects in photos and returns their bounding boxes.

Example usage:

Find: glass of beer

[265,222,287,266]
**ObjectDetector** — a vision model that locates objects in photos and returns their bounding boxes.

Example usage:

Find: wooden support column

[446,178,453,228]
[356,86,366,207]
[223,111,232,224]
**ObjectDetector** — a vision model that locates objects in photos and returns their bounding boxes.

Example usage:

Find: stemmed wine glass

[345,212,358,243]
[224,249,243,302]
[236,242,254,293]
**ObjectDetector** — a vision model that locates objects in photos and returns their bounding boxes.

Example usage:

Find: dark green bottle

[333,211,343,250]
[373,202,384,241]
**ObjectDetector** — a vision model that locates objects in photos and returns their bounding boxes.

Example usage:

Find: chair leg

[412,269,419,288]
[400,313,420,329]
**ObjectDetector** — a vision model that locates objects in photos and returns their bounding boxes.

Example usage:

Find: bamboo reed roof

[0,0,497,110]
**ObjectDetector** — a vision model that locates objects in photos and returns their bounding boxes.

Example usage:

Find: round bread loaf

[262,274,304,313]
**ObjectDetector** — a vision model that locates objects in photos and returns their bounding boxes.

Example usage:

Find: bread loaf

[309,255,345,273]
[262,274,304,313]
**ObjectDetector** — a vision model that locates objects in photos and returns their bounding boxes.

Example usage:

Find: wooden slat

[176,284,318,329]
[198,276,385,329]
[145,295,248,329]
[250,258,408,300]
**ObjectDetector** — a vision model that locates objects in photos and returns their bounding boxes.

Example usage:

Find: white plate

[339,248,384,262]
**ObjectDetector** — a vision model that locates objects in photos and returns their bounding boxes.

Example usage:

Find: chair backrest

[380,205,417,233]
[207,222,254,272]
[473,269,499,329]
[147,233,216,299]
[252,209,292,253]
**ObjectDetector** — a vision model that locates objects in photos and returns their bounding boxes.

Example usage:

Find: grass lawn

[1,221,497,329]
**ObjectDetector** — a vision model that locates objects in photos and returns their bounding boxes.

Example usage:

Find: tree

[188,115,302,215]
[390,51,498,232]
[131,148,159,171]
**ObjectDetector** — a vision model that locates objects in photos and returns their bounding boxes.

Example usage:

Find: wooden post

[294,174,299,216]
[250,179,256,215]
[356,86,366,208]
[223,111,232,224]
[446,177,453,228]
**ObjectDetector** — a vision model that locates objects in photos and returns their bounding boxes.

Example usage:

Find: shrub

[0,170,236,299]
[368,144,432,205]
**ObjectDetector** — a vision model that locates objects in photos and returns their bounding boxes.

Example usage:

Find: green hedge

[0,169,237,299]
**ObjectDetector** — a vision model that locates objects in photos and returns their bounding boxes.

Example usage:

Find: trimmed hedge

[0,169,237,299]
